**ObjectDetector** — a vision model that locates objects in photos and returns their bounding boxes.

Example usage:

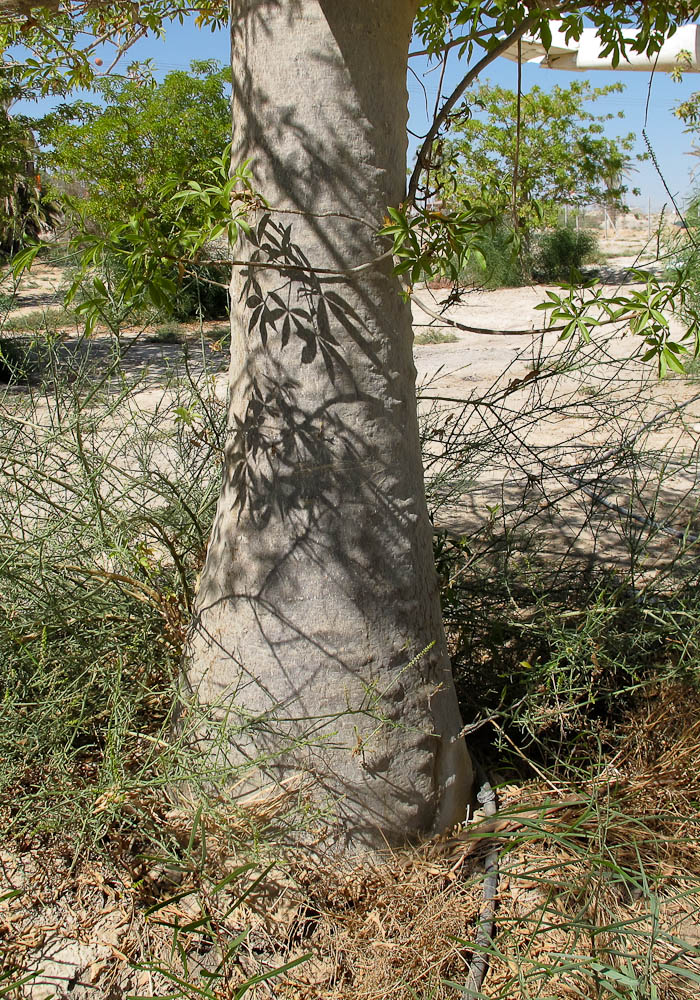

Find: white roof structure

[501,22,700,72]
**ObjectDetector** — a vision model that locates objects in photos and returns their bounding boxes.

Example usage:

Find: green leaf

[11,244,42,280]
[92,277,108,299]
[144,887,198,917]
[233,952,312,999]
[663,348,686,374]
[211,862,258,894]
[540,20,553,51]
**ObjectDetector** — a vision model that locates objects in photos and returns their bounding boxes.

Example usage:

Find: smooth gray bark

[187,0,472,852]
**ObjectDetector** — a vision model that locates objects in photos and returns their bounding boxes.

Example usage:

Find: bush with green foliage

[458,220,528,287]
[40,60,232,320]
[458,223,598,287]
[665,196,700,341]
[0,334,51,382]
[168,262,230,321]
[42,60,231,232]
[0,336,28,380]
[533,226,599,282]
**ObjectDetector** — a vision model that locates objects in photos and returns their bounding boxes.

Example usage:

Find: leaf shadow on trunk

[186,0,468,849]
[189,213,444,843]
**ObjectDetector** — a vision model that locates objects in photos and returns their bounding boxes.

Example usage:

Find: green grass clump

[414,328,458,345]
[2,307,75,335]
[682,353,700,382]
[0,336,43,382]
[146,321,186,344]
[434,528,700,767]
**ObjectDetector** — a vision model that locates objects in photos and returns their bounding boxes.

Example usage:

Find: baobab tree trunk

[187,0,472,852]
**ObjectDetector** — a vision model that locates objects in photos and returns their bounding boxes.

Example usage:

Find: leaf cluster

[379,201,497,285]
[0,2,228,95]
[537,266,700,376]
[59,150,254,332]
[414,0,699,67]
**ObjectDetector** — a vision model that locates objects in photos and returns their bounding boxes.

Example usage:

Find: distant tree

[674,89,700,181]
[674,88,700,129]
[42,59,231,235]
[439,80,640,237]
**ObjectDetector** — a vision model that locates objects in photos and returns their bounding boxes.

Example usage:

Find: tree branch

[406,12,543,207]
[408,28,493,61]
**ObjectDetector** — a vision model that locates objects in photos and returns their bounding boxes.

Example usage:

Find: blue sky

[13,14,700,213]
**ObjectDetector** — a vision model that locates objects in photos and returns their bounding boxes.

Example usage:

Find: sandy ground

[410,274,700,568]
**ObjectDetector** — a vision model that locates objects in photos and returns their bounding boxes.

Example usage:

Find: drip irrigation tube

[463,769,499,997]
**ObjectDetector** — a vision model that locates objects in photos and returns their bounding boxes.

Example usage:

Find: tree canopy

[2,1,698,98]
[440,80,640,235]
[40,59,231,233]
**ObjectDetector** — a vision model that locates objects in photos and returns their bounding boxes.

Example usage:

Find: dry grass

[277,686,700,1000]
[2,686,700,998]
[279,852,483,999]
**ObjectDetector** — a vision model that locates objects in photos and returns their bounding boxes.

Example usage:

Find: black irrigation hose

[463,766,499,998]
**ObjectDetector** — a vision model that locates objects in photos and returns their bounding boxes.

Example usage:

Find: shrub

[169,263,230,321]
[67,251,230,333]
[458,223,599,288]
[459,221,530,288]
[0,336,43,382]
[533,225,599,282]
[146,321,184,344]
[665,194,700,337]
[0,339,228,840]
[414,327,458,345]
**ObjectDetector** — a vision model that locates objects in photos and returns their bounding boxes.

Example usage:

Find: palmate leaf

[379,201,499,285]
[535,274,699,376]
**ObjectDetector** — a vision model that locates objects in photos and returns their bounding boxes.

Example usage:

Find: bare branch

[406,12,543,206]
